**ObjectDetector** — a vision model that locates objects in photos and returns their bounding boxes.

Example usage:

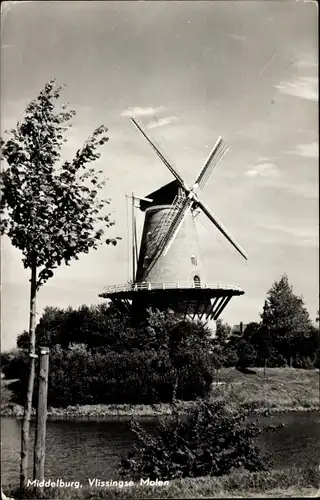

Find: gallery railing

[102,282,243,293]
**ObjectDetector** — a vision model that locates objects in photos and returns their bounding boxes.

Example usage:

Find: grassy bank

[210,367,320,412]
[6,467,320,499]
[1,368,319,418]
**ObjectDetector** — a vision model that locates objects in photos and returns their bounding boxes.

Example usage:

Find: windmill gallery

[100,118,248,321]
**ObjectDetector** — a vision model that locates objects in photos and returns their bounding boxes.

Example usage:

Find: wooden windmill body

[100,118,247,321]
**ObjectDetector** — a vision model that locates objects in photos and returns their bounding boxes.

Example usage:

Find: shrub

[7,341,213,407]
[6,309,217,407]
[121,399,270,480]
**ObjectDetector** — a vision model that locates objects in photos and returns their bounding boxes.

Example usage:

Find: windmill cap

[140,180,181,211]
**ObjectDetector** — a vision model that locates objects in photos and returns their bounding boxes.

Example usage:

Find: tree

[30,303,127,350]
[0,80,119,489]
[16,331,30,350]
[261,274,312,367]
[7,307,215,407]
[215,319,232,344]
[237,341,257,370]
[211,319,237,369]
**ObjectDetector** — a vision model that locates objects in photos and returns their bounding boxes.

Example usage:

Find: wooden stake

[20,259,37,491]
[34,346,49,491]
[132,193,136,281]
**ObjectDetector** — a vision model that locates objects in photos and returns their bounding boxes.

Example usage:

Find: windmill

[100,118,247,321]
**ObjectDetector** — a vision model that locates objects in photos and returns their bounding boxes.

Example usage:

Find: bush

[121,399,270,480]
[5,309,216,407]
[7,341,213,407]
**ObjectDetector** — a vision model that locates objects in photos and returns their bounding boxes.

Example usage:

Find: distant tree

[0,79,119,488]
[236,341,257,370]
[211,319,237,369]
[16,331,29,350]
[308,325,320,369]
[215,319,232,344]
[261,274,312,367]
[241,322,269,373]
[31,303,127,350]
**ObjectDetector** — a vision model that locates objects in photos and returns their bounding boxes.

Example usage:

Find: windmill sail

[140,195,193,279]
[131,117,248,280]
[161,197,194,255]
[195,137,230,190]
[130,118,187,188]
[146,195,186,258]
[197,197,248,260]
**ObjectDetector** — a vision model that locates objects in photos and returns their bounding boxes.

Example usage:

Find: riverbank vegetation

[2,309,215,407]
[1,366,319,417]
[8,466,320,499]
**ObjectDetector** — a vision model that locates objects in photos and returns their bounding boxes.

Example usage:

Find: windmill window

[191,254,197,266]
[147,231,152,242]
[194,275,201,288]
[143,256,149,269]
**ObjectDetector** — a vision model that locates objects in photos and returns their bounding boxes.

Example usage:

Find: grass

[6,466,320,499]
[210,367,320,412]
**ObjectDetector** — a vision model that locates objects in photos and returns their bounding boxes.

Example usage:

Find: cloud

[292,55,318,69]
[286,141,318,158]
[229,34,246,41]
[274,77,318,101]
[257,222,318,248]
[120,106,166,117]
[146,116,179,130]
[246,161,279,178]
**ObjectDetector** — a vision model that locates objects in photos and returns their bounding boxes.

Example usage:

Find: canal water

[1,411,319,487]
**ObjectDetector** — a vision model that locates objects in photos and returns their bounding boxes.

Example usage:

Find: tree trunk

[34,347,49,492]
[20,260,37,491]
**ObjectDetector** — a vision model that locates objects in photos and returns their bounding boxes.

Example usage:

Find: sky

[1,0,318,351]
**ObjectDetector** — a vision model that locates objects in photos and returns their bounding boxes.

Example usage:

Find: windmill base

[99,282,244,321]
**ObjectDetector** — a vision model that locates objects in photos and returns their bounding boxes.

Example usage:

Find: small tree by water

[0,80,119,489]
[121,400,270,480]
